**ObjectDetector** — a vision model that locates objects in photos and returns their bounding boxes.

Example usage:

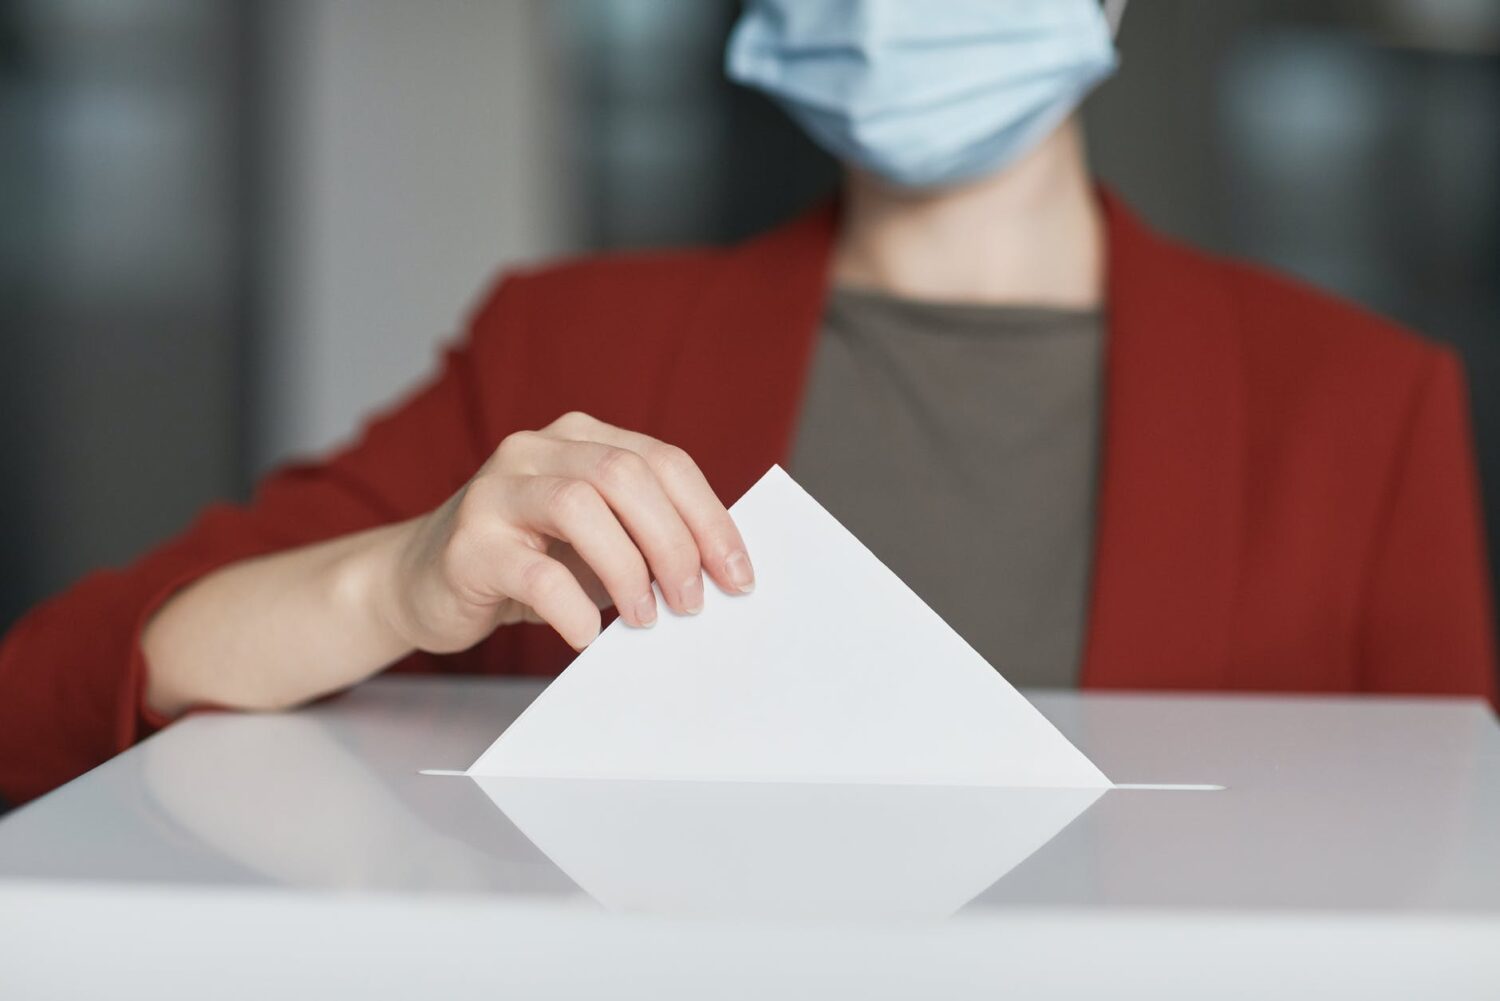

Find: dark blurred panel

[551,0,836,248]
[0,0,253,628]
[1,1,41,622]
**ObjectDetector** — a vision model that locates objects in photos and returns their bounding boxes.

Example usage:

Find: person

[1,0,1494,806]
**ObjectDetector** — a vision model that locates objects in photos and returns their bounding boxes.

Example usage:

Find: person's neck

[832,120,1104,309]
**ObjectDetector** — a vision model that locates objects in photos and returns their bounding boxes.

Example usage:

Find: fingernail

[681,575,704,614]
[633,594,657,628]
[725,551,755,593]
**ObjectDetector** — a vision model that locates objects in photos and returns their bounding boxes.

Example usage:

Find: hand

[381,412,756,653]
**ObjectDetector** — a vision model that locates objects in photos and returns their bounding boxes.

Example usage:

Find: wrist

[331,520,421,664]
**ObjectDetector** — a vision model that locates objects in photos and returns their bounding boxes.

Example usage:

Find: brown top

[789,287,1104,689]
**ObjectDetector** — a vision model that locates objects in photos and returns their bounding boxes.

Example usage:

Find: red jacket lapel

[665,191,1244,691]
[1080,192,1243,690]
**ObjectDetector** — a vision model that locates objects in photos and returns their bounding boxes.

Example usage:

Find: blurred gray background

[2,0,1498,634]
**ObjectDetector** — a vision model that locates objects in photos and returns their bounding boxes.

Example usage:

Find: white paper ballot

[468,465,1110,788]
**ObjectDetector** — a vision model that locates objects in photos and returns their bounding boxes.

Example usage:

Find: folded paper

[468,465,1110,789]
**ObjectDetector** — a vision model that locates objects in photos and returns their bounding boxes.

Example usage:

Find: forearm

[142,522,417,717]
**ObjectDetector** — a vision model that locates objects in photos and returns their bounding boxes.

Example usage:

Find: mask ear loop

[1103,0,1128,37]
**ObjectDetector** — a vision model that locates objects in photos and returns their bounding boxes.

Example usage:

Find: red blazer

[2,192,1495,804]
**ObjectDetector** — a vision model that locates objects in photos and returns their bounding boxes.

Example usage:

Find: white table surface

[1,676,1497,999]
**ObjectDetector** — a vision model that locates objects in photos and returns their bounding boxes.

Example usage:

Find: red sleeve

[1358,349,1498,704]
[0,286,512,805]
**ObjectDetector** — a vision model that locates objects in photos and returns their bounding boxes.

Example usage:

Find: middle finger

[531,439,706,615]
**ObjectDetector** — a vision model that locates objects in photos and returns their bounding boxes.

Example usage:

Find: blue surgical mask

[726,0,1123,189]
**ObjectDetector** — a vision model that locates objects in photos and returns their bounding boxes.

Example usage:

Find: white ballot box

[0,675,1496,1000]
